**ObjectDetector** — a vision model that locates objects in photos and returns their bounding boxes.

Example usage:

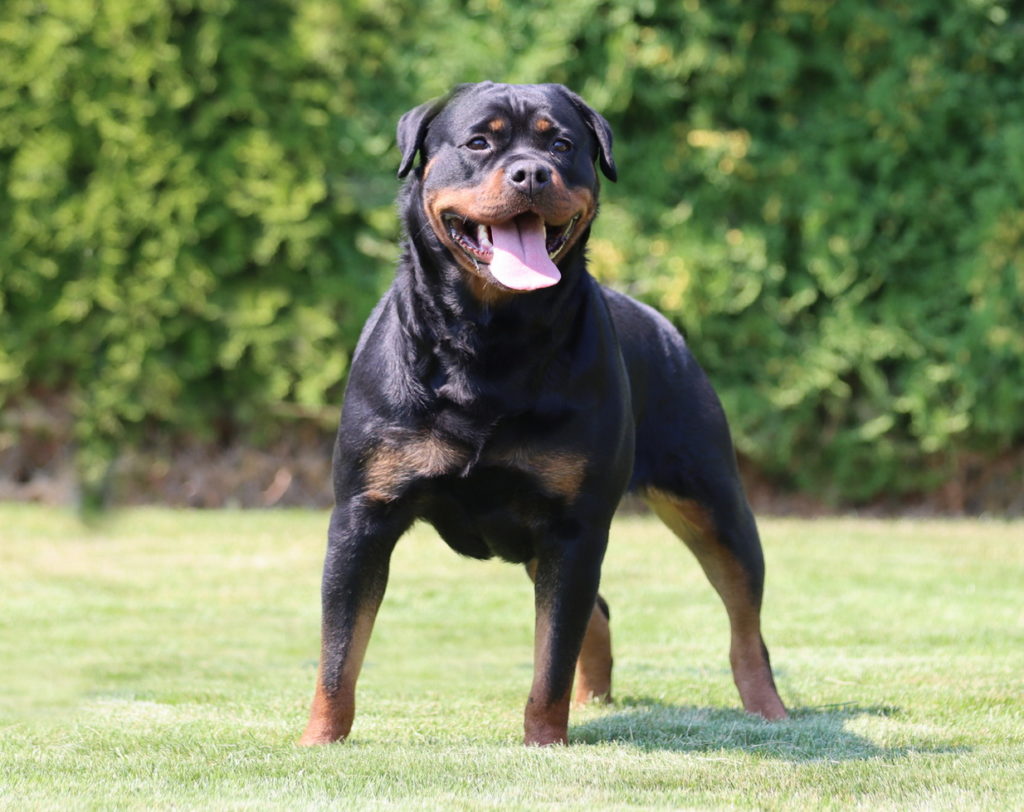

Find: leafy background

[1,0,1021,510]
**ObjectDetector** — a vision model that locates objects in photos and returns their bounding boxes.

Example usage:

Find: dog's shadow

[571,698,961,762]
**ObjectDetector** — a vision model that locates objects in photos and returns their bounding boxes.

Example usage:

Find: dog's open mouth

[441,211,581,291]
[442,212,580,263]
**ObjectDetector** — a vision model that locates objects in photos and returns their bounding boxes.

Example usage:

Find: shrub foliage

[1,0,1021,503]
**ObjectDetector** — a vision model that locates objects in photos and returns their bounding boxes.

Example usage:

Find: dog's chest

[361,422,587,506]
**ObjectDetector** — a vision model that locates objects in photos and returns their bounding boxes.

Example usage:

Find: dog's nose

[506,160,552,196]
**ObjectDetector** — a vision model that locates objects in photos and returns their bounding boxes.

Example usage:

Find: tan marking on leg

[574,600,612,705]
[524,695,570,746]
[526,559,613,709]
[364,434,467,502]
[645,487,787,720]
[646,490,730,584]
[729,634,787,720]
[299,609,377,745]
[524,609,570,746]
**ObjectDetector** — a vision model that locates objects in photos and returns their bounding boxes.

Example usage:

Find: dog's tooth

[477,223,491,247]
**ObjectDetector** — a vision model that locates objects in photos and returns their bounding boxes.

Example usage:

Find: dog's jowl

[300,82,787,747]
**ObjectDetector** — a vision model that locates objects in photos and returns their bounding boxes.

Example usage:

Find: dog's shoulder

[601,285,691,361]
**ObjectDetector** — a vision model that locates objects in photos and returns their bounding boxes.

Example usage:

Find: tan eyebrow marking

[488,118,506,132]
[535,118,553,132]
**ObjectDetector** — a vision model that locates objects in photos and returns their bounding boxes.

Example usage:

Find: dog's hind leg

[573,594,613,705]
[526,560,613,706]
[644,486,787,720]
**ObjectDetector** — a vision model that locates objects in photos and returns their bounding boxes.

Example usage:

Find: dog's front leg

[299,503,407,745]
[524,532,607,746]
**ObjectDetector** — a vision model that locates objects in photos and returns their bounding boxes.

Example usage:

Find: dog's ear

[580,103,618,182]
[560,88,618,182]
[397,98,440,178]
[396,88,467,178]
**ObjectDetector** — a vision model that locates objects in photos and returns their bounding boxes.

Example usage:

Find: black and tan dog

[300,82,787,747]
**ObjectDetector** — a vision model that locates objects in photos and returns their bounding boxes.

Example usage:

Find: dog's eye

[551,138,573,153]
[466,136,490,151]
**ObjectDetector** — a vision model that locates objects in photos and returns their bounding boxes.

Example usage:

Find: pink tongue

[488,214,560,291]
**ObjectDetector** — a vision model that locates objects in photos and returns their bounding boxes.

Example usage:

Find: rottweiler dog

[300,82,787,747]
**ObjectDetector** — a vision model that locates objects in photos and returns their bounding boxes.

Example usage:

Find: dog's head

[396,82,616,300]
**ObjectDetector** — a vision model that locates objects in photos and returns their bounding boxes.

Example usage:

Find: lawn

[1,504,1022,809]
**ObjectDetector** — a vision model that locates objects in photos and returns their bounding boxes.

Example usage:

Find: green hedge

[1,0,1021,504]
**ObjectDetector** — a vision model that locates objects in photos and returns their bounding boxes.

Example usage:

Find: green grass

[1,505,1022,810]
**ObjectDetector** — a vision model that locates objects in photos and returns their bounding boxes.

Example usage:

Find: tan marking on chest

[364,434,468,502]
[489,447,588,501]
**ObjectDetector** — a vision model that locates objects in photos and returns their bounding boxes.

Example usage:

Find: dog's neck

[392,180,598,409]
